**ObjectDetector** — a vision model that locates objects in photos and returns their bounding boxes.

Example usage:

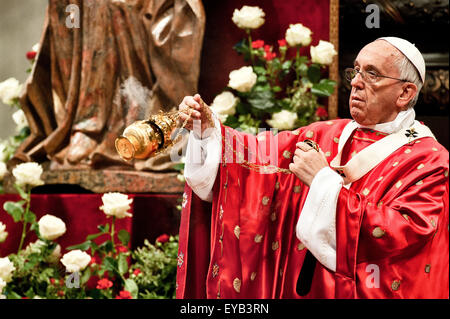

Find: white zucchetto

[378,37,426,84]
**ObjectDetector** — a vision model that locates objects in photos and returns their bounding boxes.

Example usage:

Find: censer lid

[115,136,136,161]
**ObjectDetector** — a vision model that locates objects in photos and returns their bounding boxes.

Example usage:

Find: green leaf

[67,240,92,251]
[271,58,282,70]
[86,232,105,241]
[3,201,24,222]
[23,209,36,223]
[257,75,267,83]
[272,86,282,93]
[253,66,266,75]
[118,253,128,275]
[99,240,114,253]
[6,290,22,299]
[118,229,130,246]
[81,267,92,285]
[297,63,308,77]
[97,224,109,233]
[103,256,117,273]
[124,279,139,299]
[311,79,336,97]
[307,64,321,83]
[247,90,275,110]
[282,60,292,70]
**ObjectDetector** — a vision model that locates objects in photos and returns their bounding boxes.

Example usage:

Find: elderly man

[176,37,449,299]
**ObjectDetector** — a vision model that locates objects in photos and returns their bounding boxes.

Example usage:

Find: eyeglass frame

[344,67,410,83]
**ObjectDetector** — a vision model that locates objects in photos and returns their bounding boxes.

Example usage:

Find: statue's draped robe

[176,119,449,298]
[13,0,205,170]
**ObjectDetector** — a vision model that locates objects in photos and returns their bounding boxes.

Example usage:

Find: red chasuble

[176,119,449,299]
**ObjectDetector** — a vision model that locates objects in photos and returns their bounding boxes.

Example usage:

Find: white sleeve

[295,166,344,272]
[183,116,222,202]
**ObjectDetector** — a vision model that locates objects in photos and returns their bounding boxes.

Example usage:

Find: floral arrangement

[0,162,178,299]
[0,43,38,186]
[209,5,337,134]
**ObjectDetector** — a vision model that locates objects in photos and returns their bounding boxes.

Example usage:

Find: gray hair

[395,53,423,108]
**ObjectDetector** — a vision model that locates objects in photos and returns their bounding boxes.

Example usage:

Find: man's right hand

[178,94,215,136]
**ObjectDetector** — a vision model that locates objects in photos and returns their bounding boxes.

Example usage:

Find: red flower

[156,234,170,244]
[251,40,265,49]
[90,255,100,265]
[115,290,132,299]
[117,245,128,253]
[263,44,271,52]
[133,268,142,276]
[26,51,37,60]
[96,278,113,290]
[264,51,277,61]
[57,290,65,297]
[50,278,56,285]
[278,39,287,47]
[316,107,329,118]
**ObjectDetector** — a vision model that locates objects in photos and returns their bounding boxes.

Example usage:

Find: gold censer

[115,111,180,161]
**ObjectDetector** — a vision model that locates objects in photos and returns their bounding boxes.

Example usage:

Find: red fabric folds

[177,119,449,299]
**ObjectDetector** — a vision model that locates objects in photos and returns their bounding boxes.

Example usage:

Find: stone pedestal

[2,169,185,194]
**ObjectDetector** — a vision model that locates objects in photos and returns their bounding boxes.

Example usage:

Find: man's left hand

[289,141,329,187]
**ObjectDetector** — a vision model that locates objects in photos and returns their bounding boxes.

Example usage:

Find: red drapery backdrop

[0,194,181,257]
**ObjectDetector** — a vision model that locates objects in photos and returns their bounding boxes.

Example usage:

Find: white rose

[210,91,239,123]
[0,222,7,243]
[228,66,257,93]
[285,23,312,47]
[0,162,7,182]
[60,250,91,273]
[232,5,265,30]
[266,110,298,130]
[12,109,28,132]
[0,278,6,294]
[0,78,23,106]
[0,257,15,283]
[38,215,66,240]
[310,40,337,65]
[12,162,45,188]
[99,192,133,219]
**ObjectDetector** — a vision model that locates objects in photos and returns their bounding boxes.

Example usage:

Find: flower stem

[17,187,31,253]
[247,29,254,65]
[295,46,301,83]
[111,216,116,253]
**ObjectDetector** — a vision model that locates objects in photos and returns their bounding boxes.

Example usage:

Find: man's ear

[397,82,418,109]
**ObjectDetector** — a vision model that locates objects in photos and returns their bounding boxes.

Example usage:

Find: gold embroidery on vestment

[234,225,240,239]
[233,278,241,293]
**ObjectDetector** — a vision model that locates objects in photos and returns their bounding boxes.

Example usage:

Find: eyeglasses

[344,67,409,83]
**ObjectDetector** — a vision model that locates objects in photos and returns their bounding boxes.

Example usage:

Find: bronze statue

[11,0,205,171]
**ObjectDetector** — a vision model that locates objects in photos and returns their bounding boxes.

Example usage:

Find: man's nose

[351,72,364,89]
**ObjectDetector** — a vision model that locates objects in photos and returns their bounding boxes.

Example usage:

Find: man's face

[349,40,406,125]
